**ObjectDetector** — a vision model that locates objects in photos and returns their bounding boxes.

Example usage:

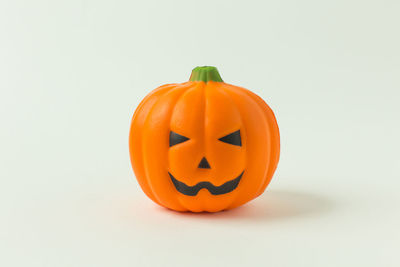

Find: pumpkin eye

[169,131,190,147]
[218,130,242,146]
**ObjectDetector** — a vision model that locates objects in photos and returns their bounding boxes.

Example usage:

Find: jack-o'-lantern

[129,66,280,212]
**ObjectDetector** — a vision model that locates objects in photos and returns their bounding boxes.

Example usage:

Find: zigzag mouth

[168,171,244,196]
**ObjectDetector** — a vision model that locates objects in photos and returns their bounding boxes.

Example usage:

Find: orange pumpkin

[129,66,280,212]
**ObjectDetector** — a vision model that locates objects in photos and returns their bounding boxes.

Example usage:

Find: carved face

[129,67,280,212]
[169,129,243,196]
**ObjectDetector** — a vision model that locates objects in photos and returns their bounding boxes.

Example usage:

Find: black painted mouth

[168,171,244,196]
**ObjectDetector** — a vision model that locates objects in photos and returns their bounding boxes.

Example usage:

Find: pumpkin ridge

[243,90,273,198]
[141,83,193,210]
[129,85,176,205]
[208,83,245,210]
[169,82,206,211]
[245,92,280,197]
[131,84,177,124]
[219,83,272,208]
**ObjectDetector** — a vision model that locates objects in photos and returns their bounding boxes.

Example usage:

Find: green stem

[189,66,223,83]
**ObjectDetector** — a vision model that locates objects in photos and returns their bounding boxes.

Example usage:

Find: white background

[1,0,399,266]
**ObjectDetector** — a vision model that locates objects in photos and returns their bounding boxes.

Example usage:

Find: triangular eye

[169,131,190,147]
[218,130,241,146]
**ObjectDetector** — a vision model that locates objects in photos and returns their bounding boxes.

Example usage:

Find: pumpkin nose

[198,157,211,169]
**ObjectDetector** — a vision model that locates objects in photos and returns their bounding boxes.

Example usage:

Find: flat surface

[1,1,399,266]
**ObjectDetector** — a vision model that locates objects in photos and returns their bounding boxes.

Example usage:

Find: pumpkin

[129,66,280,212]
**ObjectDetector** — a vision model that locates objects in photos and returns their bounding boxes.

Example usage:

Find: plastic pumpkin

[129,66,280,212]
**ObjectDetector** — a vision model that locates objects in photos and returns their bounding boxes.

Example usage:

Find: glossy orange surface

[129,78,280,212]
